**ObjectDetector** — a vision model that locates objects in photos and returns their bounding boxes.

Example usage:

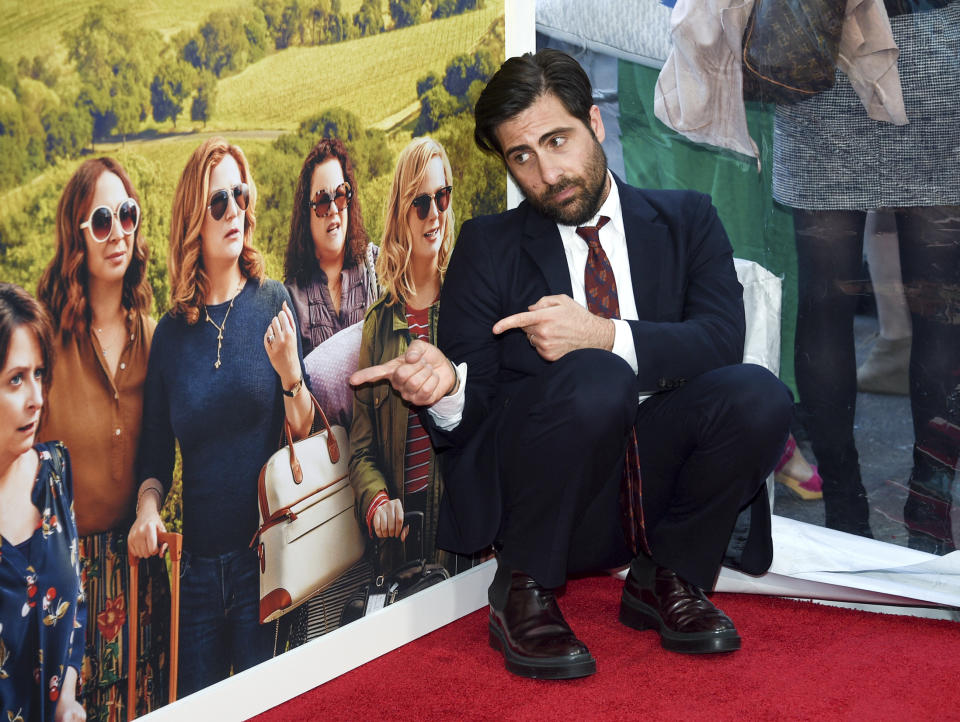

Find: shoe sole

[775,473,823,501]
[618,592,741,654]
[488,620,596,679]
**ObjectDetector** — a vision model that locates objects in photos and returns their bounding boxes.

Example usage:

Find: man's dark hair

[473,49,593,156]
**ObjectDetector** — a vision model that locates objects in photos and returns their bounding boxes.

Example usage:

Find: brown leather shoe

[488,570,596,679]
[619,561,741,654]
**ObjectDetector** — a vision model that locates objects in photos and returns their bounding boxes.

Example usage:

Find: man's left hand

[492,294,615,362]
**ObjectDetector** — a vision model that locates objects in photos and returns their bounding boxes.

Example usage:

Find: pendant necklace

[204,279,244,370]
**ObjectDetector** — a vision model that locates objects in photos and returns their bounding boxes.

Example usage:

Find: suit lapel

[515,178,669,320]
[520,203,573,297]
[617,176,666,321]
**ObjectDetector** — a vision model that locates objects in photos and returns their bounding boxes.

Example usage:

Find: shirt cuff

[365,491,390,537]
[611,319,639,374]
[427,362,467,431]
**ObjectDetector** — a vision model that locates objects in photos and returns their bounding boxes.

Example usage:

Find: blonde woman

[128,138,313,696]
[36,157,169,719]
[349,137,478,576]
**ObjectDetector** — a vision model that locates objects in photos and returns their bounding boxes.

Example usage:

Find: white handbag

[254,395,366,624]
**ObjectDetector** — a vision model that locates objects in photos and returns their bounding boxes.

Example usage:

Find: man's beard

[519,137,608,226]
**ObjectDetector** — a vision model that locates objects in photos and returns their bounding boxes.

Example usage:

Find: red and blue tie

[576,218,650,556]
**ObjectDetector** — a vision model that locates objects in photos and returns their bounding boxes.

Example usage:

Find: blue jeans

[177,547,273,698]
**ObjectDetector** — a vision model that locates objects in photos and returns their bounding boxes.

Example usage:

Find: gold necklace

[91,311,124,356]
[204,280,244,370]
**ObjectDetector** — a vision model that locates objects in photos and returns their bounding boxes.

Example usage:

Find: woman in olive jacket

[349,137,479,576]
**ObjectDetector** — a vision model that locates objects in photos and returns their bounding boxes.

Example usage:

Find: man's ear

[589,105,605,144]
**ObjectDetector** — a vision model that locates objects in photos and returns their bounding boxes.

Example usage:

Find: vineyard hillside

[213,2,500,130]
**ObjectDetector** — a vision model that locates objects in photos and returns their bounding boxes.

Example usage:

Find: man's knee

[555,349,639,432]
[716,364,793,441]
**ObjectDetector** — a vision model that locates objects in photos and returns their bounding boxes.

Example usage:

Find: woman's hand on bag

[128,482,167,559]
[264,301,301,389]
[373,499,409,541]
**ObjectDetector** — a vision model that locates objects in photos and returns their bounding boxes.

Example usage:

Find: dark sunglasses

[208,183,250,221]
[80,197,140,243]
[411,186,452,220]
[308,182,353,218]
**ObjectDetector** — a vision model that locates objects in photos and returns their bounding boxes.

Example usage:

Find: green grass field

[0,0,248,65]
[1,0,389,68]
[212,3,502,131]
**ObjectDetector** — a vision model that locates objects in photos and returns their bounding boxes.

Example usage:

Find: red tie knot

[576,215,611,247]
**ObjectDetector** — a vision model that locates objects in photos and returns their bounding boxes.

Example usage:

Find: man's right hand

[349,339,457,407]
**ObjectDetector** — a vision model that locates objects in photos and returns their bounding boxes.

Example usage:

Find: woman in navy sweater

[128,138,313,696]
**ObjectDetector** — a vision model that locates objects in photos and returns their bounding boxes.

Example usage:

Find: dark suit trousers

[494,349,793,590]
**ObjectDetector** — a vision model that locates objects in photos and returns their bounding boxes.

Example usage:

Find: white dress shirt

[429,171,641,431]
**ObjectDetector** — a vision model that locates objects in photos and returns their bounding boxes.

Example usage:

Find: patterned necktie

[576,218,650,557]
[577,217,617,319]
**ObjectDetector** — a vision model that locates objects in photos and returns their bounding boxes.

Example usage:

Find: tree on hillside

[324,10,352,42]
[433,0,483,18]
[257,0,293,49]
[180,9,270,77]
[17,56,58,88]
[207,10,266,76]
[42,104,92,162]
[0,58,17,92]
[389,0,422,28]
[415,85,458,135]
[151,59,196,127]
[191,71,218,127]
[415,50,497,135]
[244,7,272,59]
[443,50,497,100]
[416,71,439,97]
[281,1,308,46]
[65,6,161,142]
[354,0,384,36]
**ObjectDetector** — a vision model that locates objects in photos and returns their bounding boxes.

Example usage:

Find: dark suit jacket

[431,175,766,570]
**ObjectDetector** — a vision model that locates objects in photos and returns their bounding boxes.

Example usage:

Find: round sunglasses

[208,183,250,221]
[79,198,140,243]
[308,182,353,218]
[411,186,452,220]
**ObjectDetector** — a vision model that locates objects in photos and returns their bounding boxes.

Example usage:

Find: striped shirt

[403,305,432,495]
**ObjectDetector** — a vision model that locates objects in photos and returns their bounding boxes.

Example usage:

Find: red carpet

[254,575,959,721]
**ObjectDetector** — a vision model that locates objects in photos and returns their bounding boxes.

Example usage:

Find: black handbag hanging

[340,511,450,626]
[741,0,846,104]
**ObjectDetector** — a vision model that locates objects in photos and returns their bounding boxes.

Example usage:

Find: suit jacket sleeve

[627,191,745,392]
[432,216,507,451]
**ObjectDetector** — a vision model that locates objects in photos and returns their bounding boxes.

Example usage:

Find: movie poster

[0,1,505,717]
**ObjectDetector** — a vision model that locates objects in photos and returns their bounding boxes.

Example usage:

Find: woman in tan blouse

[36,157,170,720]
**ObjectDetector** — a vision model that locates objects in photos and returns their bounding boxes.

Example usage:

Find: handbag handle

[285,392,340,485]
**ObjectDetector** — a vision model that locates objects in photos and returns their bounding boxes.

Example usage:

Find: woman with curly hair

[349,137,480,576]
[128,138,313,696]
[36,157,170,720]
[284,137,379,357]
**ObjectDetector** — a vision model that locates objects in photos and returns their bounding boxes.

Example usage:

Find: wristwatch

[282,376,304,397]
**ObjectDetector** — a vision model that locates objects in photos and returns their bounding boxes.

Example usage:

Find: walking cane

[127,531,182,721]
